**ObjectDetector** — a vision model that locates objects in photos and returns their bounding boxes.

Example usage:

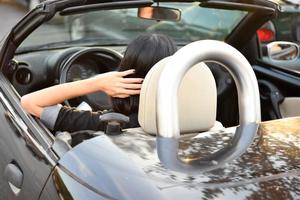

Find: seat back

[138,57,217,135]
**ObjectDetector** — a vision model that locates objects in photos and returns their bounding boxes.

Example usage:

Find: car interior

[2,1,300,150]
[138,59,218,135]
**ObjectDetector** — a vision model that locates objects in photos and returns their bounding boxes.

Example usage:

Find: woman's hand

[91,69,143,98]
[21,69,143,117]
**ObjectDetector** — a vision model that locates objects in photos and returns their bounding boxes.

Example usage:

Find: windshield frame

[17,3,249,53]
[0,0,279,72]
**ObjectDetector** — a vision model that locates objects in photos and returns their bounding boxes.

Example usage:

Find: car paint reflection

[57,117,300,199]
[111,117,300,199]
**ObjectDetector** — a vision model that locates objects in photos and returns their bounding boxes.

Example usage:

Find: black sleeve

[53,106,105,132]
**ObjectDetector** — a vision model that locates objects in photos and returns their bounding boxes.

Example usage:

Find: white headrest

[138,57,217,135]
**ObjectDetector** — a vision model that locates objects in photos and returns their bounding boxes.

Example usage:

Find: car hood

[58,117,300,199]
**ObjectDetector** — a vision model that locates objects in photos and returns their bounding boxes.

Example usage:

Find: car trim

[55,165,117,199]
[156,40,260,172]
[60,0,153,16]
[253,64,300,88]
[201,0,276,13]
[0,91,56,166]
[0,0,280,72]
[0,72,58,163]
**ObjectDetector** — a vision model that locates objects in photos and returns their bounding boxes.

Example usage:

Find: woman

[21,33,177,132]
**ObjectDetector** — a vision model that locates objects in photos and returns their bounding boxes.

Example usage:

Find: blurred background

[0,0,28,40]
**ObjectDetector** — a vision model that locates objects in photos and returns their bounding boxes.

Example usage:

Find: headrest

[138,57,217,135]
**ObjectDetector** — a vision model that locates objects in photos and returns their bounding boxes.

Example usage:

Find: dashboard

[11,46,124,97]
[9,46,124,110]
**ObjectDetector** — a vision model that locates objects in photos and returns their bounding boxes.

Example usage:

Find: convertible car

[0,0,300,199]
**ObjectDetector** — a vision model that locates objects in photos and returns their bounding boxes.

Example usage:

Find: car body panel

[0,90,53,199]
[51,167,106,199]
[58,133,165,199]
[39,169,61,200]
[57,117,300,199]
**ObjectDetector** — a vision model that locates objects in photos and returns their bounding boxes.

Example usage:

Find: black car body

[0,0,300,199]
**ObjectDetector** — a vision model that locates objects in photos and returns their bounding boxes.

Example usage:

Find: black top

[41,105,139,133]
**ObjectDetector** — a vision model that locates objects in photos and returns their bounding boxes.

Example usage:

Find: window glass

[18,3,247,52]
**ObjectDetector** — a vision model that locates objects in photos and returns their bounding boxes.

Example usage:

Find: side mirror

[267,41,299,61]
[138,6,181,22]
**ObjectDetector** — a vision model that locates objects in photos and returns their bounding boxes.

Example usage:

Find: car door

[0,74,55,199]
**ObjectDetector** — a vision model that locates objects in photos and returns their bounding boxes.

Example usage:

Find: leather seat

[138,56,220,135]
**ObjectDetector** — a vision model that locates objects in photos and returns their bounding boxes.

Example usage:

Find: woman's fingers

[117,69,143,83]
[119,88,141,95]
[100,70,143,97]
[118,69,136,77]
[122,78,143,83]
[111,89,140,98]
[121,83,142,89]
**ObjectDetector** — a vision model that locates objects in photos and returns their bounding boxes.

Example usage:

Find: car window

[17,3,247,52]
[183,6,243,32]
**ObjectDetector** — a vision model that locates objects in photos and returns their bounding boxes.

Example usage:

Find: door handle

[4,163,23,195]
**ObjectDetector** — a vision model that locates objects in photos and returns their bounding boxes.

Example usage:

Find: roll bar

[156,40,261,173]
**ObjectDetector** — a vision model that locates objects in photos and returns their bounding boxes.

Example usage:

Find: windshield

[18,3,247,52]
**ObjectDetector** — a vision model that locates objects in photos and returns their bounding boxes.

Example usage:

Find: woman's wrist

[87,75,105,93]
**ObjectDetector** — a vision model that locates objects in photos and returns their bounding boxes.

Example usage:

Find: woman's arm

[21,69,142,118]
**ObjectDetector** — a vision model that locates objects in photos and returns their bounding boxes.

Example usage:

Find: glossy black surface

[56,117,300,199]
[156,123,258,173]
[58,133,164,200]
[52,167,105,200]
[0,92,53,199]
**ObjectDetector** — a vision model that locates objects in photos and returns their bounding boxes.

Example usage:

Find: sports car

[0,0,300,199]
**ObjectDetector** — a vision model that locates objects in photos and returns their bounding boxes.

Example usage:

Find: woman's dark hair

[111,33,177,115]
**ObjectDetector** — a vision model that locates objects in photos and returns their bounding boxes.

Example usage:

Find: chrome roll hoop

[156,40,261,173]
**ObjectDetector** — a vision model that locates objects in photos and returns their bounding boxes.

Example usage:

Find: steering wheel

[59,47,123,110]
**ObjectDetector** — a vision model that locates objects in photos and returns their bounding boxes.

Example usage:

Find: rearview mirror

[138,6,181,22]
[267,41,299,61]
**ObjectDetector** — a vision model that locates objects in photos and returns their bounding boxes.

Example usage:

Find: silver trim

[266,41,299,62]
[157,40,261,138]
[155,40,261,172]
[0,92,55,166]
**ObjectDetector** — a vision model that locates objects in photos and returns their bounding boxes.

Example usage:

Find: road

[0,1,27,40]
